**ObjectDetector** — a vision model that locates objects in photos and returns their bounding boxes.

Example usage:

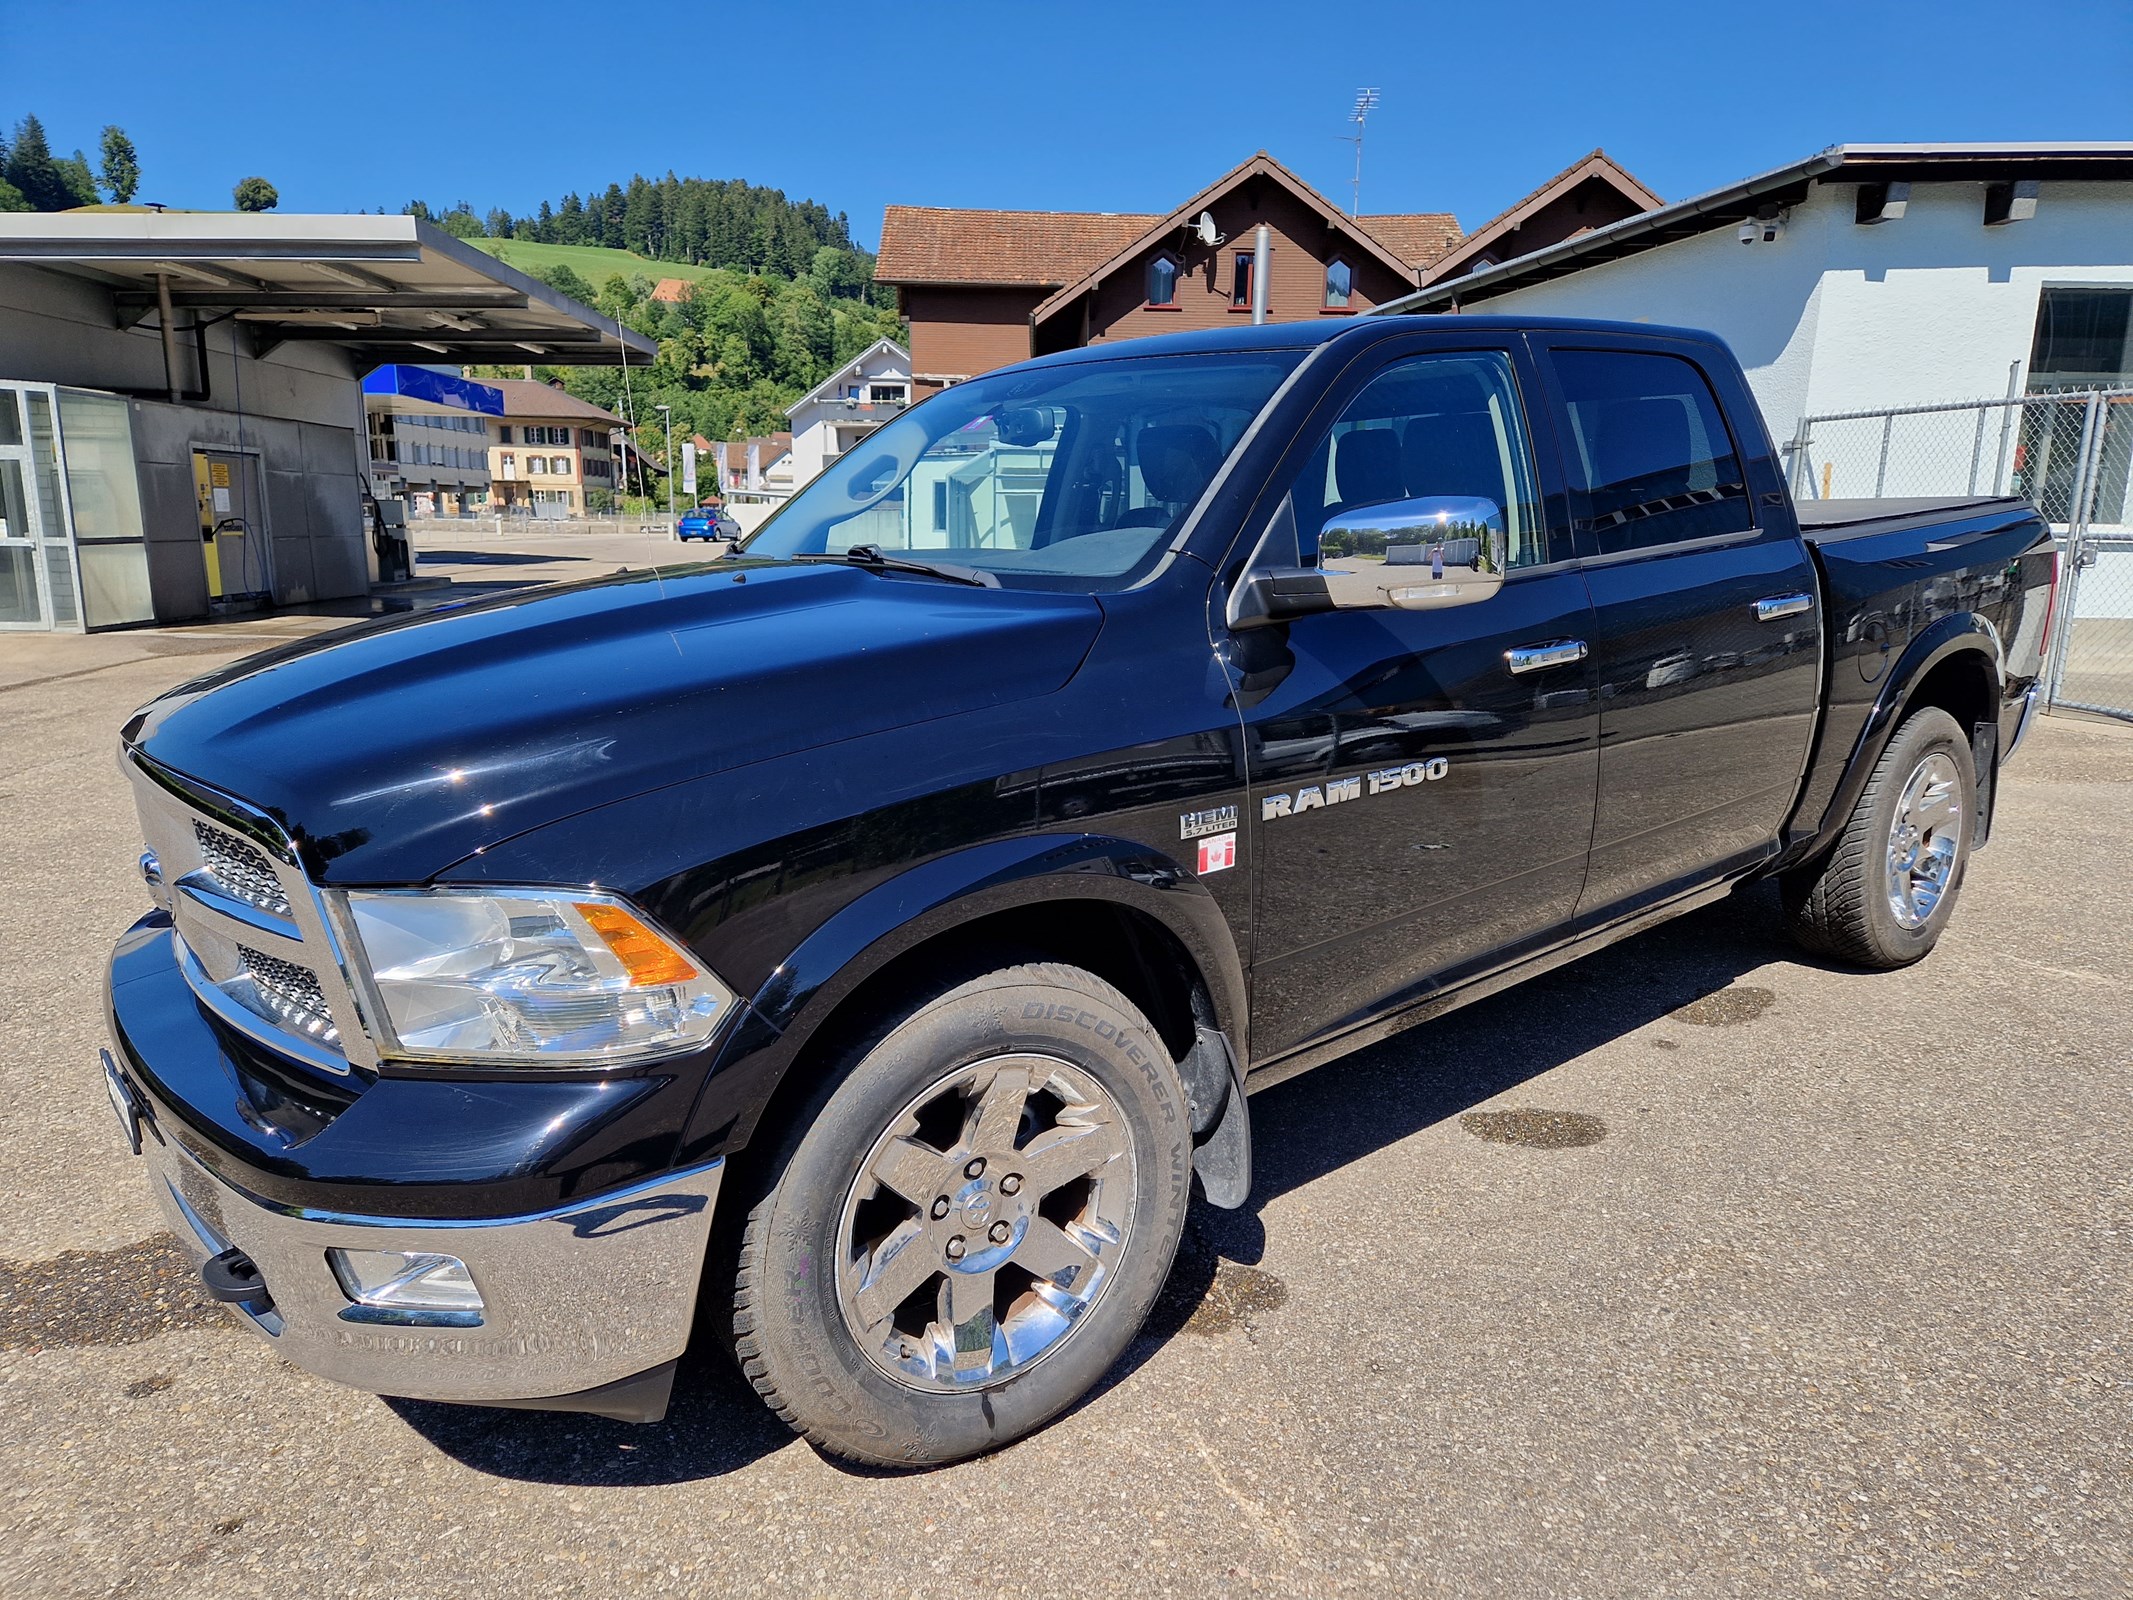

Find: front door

[191,449,269,604]
[0,384,74,631]
[1233,343,1601,1063]
[1532,338,1822,920]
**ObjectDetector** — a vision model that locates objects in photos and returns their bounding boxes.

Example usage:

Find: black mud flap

[1176,1025,1251,1210]
[1971,717,2000,850]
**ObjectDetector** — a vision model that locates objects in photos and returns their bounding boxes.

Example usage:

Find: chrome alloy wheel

[835,1052,1136,1394]
[1886,752,1963,929]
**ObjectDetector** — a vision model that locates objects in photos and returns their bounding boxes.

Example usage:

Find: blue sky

[6,0,2128,249]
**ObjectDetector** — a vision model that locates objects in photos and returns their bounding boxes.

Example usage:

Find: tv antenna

[1336,87,1380,217]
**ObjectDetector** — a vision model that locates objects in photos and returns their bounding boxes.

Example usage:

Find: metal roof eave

[1377,148,1848,315]
[1379,140,2133,315]
[0,213,656,365]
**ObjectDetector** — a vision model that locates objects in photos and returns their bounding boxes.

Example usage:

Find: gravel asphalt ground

[0,556,2125,1598]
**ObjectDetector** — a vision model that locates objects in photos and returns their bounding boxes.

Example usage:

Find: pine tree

[5,115,71,211]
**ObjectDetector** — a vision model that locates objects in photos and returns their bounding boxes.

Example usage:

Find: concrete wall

[1460,179,2133,448]
[0,262,371,621]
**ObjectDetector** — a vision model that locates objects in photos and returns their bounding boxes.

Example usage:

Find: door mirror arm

[1229,566,1336,631]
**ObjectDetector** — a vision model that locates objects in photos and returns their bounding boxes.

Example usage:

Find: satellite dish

[1195,211,1224,247]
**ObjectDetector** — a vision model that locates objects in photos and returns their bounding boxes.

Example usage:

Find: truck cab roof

[1017,312,1734,372]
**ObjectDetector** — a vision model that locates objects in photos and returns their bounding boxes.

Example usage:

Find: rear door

[1530,337,1822,921]
[1229,337,1601,1063]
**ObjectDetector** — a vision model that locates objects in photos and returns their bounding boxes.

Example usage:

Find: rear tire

[727,963,1191,1467]
[1782,705,1976,968]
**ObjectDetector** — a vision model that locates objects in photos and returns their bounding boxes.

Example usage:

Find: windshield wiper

[790,545,1000,588]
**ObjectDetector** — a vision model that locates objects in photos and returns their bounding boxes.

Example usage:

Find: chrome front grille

[125,749,374,1076]
[236,944,340,1047]
[194,821,293,917]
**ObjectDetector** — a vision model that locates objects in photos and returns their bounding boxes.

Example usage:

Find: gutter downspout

[154,274,181,403]
[1250,224,1270,325]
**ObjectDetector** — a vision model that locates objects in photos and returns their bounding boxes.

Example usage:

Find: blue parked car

[676,506,741,542]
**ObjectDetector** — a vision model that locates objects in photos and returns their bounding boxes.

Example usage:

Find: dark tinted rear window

[1554,350,1751,553]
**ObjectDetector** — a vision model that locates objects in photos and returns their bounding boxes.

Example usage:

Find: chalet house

[1414,150,1662,284]
[785,339,912,488]
[874,151,1659,391]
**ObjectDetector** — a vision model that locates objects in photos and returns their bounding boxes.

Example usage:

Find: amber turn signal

[574,901,700,987]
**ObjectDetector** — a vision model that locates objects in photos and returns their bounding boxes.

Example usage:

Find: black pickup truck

[103,316,2056,1466]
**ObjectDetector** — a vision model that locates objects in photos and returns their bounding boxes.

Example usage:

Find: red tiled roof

[877,205,1161,287]
[650,277,693,303]
[1357,213,1465,267]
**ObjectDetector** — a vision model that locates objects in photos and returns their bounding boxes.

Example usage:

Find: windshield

[737,349,1305,587]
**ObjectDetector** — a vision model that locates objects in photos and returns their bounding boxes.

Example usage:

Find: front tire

[1782,705,1976,967]
[728,963,1191,1466]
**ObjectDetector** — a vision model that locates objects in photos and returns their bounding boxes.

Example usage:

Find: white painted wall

[1467,179,2133,450]
[787,343,913,488]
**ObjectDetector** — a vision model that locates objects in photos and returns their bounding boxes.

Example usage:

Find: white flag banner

[681,442,697,495]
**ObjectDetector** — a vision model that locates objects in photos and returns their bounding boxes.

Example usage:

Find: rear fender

[1789,614,2003,865]
[677,832,1249,1161]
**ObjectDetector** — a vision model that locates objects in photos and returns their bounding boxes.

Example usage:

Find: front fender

[675,832,1249,1162]
[1790,612,2003,863]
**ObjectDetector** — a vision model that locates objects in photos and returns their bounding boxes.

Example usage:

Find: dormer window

[1147,254,1179,307]
[1324,257,1353,310]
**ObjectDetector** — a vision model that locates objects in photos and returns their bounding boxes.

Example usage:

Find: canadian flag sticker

[1196,831,1237,875]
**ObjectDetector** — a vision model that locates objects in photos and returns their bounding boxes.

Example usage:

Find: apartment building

[489,378,627,514]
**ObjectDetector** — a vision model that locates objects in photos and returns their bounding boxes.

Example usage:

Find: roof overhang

[0,212,656,367]
[1381,142,2133,315]
[1028,154,1425,329]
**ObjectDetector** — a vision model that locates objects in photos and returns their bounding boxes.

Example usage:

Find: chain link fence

[1786,388,2133,722]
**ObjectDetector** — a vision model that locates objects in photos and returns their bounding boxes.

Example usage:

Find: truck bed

[1796,496,2029,544]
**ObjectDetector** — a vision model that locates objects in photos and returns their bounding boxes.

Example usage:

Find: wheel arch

[680,833,1249,1163]
[1797,614,2004,862]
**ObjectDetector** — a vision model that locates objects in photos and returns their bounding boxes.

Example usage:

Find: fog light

[329,1248,484,1326]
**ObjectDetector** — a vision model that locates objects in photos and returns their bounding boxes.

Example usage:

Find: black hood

[126,561,1103,883]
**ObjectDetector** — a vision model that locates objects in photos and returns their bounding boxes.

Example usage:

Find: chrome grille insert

[193,821,293,918]
[236,944,340,1047]
[127,746,375,1076]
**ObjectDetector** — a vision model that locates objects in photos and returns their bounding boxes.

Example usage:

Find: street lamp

[655,403,676,532]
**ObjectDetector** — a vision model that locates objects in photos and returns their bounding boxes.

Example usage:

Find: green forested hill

[441,176,902,488]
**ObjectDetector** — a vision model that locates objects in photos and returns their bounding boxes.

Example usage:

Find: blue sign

[360,365,505,416]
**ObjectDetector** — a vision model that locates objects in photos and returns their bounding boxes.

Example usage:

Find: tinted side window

[1261,350,1552,571]
[1554,350,1751,553]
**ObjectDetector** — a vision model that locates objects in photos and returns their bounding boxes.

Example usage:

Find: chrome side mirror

[1319,495,1505,612]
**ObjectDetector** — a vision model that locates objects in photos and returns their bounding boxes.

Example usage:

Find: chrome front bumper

[125,1075,722,1414]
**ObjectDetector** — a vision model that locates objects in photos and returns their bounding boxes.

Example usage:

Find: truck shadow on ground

[417,549,595,567]
[388,881,1837,1484]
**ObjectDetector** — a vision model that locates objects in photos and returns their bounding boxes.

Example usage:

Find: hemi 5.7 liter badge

[1179,805,1238,840]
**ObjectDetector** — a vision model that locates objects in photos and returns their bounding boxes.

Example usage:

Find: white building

[1385,143,2133,455]
[785,340,912,489]
[1385,142,2133,691]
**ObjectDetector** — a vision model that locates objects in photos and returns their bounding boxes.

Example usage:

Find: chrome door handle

[1505,639,1588,675]
[1755,593,1814,622]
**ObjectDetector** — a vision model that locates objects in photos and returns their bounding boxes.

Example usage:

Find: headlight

[340,887,733,1066]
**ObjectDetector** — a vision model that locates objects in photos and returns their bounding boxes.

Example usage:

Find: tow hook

[200,1247,274,1314]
